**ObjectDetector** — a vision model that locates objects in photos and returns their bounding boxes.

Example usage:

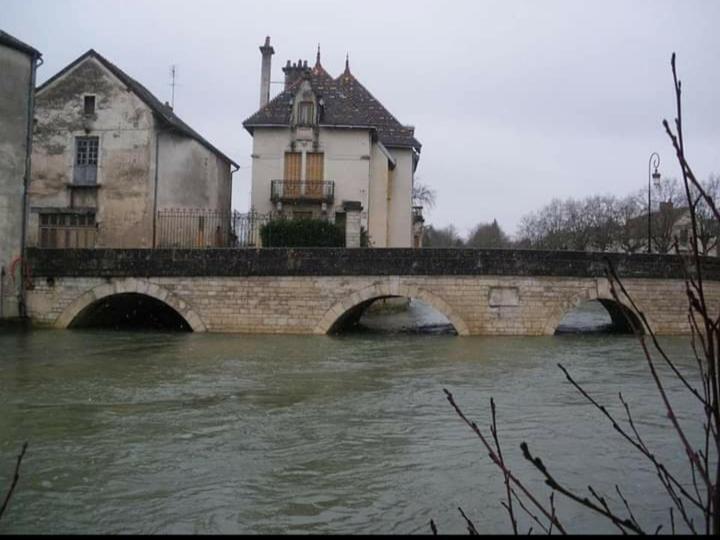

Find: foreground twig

[0,442,28,521]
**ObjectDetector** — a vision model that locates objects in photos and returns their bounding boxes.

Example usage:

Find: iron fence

[156,209,269,248]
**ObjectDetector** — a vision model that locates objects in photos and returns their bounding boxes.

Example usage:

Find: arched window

[297,101,315,126]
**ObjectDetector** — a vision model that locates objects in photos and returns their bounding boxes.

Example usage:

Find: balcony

[271,180,335,204]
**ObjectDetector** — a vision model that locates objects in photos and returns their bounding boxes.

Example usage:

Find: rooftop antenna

[169,64,179,109]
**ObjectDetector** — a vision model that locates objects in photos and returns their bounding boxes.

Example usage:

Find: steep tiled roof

[37,50,239,167]
[0,29,41,58]
[243,64,421,152]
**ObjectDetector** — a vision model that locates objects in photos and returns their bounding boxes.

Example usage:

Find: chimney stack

[282,59,311,90]
[259,36,274,108]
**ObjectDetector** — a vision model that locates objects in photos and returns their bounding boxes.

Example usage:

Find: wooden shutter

[284,152,301,198]
[305,153,324,198]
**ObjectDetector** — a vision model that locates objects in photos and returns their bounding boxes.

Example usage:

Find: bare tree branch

[0,442,28,522]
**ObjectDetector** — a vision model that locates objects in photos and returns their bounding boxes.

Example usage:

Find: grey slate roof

[0,29,42,58]
[36,49,239,167]
[243,63,421,152]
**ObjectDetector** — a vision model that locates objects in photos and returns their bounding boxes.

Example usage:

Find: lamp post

[648,152,661,253]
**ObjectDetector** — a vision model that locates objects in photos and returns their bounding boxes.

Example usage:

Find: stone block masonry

[24,248,720,336]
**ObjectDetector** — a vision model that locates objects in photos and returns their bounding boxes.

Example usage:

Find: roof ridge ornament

[316,43,321,66]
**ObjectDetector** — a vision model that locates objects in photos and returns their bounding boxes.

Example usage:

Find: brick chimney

[259,36,274,108]
[282,59,310,90]
[659,201,674,213]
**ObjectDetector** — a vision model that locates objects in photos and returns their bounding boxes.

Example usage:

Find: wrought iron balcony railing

[271,180,335,204]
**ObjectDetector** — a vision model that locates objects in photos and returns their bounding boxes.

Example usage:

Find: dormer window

[83,95,96,116]
[297,101,315,126]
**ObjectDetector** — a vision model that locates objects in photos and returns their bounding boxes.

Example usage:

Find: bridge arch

[54,278,207,332]
[542,286,646,335]
[314,282,470,335]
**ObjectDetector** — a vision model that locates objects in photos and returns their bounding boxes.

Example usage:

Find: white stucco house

[242,38,422,247]
[29,50,239,249]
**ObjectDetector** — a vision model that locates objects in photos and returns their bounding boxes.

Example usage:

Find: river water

[0,301,706,534]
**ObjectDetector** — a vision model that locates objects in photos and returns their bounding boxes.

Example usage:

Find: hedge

[260,218,345,247]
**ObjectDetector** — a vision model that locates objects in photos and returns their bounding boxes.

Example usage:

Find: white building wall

[157,134,232,212]
[387,148,413,247]
[367,143,390,247]
[249,126,414,247]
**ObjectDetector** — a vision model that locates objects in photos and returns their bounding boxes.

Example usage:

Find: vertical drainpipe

[19,53,43,318]
[152,127,161,248]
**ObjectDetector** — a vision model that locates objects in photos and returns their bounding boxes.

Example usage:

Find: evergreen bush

[260,218,345,247]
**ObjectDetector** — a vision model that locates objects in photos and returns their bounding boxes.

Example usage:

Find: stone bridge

[24,248,720,335]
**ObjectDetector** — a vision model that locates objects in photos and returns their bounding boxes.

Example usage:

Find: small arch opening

[329,296,457,335]
[69,293,192,331]
[555,299,643,335]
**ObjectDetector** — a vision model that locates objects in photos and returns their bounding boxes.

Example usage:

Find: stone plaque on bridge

[488,287,519,307]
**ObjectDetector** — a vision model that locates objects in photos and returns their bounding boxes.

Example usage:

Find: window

[283,152,302,198]
[84,95,96,115]
[297,101,315,126]
[680,228,689,244]
[39,212,97,248]
[305,152,324,198]
[293,210,313,220]
[74,136,99,185]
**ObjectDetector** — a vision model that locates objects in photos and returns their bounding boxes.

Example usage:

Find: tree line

[422,175,720,254]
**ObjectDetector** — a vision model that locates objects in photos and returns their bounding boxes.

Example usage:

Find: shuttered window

[39,212,97,248]
[305,153,324,198]
[284,152,302,197]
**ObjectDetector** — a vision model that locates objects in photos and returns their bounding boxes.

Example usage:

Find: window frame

[297,101,315,126]
[83,94,96,116]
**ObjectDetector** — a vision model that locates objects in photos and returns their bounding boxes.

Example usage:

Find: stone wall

[25,247,720,279]
[25,274,719,336]
[24,248,720,336]
[0,41,36,318]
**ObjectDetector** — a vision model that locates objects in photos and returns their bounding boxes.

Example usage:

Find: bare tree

[584,195,618,252]
[412,179,437,210]
[692,175,720,255]
[614,193,645,254]
[435,53,719,535]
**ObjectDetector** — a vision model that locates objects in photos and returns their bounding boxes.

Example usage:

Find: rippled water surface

[0,304,705,534]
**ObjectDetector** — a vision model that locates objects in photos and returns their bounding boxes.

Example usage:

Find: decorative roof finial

[344,53,350,74]
[316,43,321,66]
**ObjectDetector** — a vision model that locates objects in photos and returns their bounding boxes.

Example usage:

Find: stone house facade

[243,38,422,247]
[0,30,42,319]
[28,50,238,249]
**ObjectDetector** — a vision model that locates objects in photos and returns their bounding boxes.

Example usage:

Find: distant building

[28,49,239,249]
[625,202,718,255]
[0,30,42,319]
[243,38,422,247]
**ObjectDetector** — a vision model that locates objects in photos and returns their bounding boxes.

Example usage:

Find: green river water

[0,302,706,534]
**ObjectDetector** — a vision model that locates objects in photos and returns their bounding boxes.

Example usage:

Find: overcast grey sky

[4,0,719,237]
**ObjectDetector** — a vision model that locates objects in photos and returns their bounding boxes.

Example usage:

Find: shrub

[260,218,345,247]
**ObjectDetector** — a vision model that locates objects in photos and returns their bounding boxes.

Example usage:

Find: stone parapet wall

[25,248,720,280]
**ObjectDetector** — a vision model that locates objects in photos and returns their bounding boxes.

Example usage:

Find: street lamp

[648,152,661,253]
